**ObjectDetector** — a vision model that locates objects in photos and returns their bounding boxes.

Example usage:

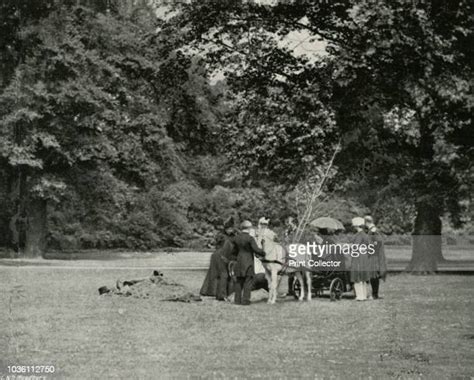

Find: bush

[48,231,78,251]
[118,211,162,250]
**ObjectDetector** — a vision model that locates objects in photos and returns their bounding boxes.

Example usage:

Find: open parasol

[309,217,345,231]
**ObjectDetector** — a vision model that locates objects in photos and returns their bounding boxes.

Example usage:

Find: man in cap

[231,220,266,305]
[365,215,387,299]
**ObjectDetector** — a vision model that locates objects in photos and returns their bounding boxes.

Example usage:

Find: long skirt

[367,251,387,280]
[349,254,372,283]
[200,252,232,299]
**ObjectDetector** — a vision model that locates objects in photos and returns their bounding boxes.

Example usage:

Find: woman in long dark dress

[199,226,236,300]
[365,216,387,299]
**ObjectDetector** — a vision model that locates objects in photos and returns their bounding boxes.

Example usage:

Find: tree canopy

[164,0,473,271]
[0,1,229,254]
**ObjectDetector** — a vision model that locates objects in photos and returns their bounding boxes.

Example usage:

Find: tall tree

[0,2,219,256]
[172,0,473,271]
[330,0,473,272]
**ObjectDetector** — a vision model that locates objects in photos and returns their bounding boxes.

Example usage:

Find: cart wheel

[293,277,301,300]
[329,278,344,301]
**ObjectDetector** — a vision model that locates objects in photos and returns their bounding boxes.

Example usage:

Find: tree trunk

[24,198,47,258]
[406,203,444,273]
[7,169,28,256]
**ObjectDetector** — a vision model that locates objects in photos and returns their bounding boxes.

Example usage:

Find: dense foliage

[0,1,307,252]
[0,1,472,264]
[0,2,223,252]
[166,0,473,270]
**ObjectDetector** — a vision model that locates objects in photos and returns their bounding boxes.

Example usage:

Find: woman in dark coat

[365,216,387,299]
[200,222,236,300]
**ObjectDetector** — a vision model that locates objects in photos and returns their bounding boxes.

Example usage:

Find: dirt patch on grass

[98,270,202,302]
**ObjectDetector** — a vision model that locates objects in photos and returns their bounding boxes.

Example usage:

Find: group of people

[199,217,269,305]
[199,214,387,305]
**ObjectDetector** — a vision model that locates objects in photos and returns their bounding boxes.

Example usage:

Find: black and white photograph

[1,0,473,378]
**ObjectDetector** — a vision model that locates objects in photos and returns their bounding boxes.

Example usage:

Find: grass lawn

[1,266,473,379]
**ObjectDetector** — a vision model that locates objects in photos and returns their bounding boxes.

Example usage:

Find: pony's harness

[260,258,285,266]
[259,238,287,267]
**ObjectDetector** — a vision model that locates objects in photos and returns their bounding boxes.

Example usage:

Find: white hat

[352,217,365,227]
[364,215,374,224]
[258,217,269,225]
[241,220,253,229]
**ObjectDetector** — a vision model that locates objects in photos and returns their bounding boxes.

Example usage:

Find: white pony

[258,239,312,304]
